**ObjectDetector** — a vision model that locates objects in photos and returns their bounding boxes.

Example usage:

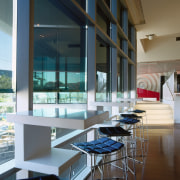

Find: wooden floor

[87,125,180,180]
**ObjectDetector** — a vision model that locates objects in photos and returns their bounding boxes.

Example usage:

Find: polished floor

[87,125,180,180]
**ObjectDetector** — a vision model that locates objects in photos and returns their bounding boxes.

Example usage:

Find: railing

[163,71,175,102]
[165,82,175,101]
[162,71,176,111]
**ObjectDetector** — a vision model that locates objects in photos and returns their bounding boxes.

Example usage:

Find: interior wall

[137,72,172,92]
[137,36,180,62]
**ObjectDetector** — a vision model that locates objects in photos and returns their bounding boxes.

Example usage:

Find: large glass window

[33,1,87,177]
[0,0,15,165]
[96,37,111,102]
[33,0,87,104]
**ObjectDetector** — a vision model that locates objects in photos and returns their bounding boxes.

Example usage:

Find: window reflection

[96,37,111,102]
[33,0,87,104]
[117,56,124,99]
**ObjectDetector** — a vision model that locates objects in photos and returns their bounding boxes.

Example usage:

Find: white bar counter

[7,108,109,176]
[7,108,109,129]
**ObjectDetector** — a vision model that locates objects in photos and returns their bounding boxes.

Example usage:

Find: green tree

[0,75,12,89]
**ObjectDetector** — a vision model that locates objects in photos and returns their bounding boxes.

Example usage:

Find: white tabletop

[7,108,109,129]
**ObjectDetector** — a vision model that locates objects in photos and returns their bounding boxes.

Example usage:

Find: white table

[7,108,109,129]
[7,108,109,176]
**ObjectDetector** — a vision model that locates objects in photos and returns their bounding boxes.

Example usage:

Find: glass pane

[96,6,110,36]
[59,92,87,103]
[0,94,15,165]
[34,0,78,26]
[33,71,56,91]
[33,0,87,104]
[33,92,56,103]
[96,37,111,102]
[117,56,124,99]
[0,0,14,93]
[0,0,16,166]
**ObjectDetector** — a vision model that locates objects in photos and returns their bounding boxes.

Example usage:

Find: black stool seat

[98,126,131,136]
[117,118,140,124]
[121,113,142,119]
[19,175,60,180]
[73,137,124,154]
[132,109,146,113]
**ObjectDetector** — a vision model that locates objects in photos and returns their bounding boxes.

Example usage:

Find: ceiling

[136,0,180,38]
[135,0,180,75]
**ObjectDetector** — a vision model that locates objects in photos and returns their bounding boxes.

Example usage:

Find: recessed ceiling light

[146,34,155,40]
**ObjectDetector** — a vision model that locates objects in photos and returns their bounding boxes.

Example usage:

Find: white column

[15,1,34,178]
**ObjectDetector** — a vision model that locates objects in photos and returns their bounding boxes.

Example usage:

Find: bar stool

[71,137,127,180]
[120,113,144,141]
[130,109,149,155]
[131,109,148,137]
[98,126,139,179]
[111,117,146,167]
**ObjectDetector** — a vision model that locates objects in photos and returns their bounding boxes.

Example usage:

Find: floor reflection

[87,125,180,180]
[138,125,180,180]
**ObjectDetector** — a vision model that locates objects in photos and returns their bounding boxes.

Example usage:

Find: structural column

[16,0,33,112]
[87,0,96,110]
[123,58,128,99]
[111,0,117,102]
[16,1,34,178]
